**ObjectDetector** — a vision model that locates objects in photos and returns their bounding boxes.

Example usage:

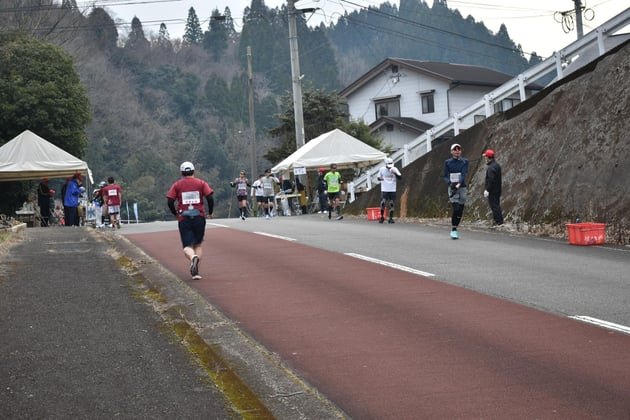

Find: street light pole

[287,0,305,150]
[247,46,257,179]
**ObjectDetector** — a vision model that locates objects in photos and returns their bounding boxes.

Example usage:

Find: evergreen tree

[223,7,237,40]
[0,35,91,155]
[203,8,228,60]
[86,7,118,54]
[125,16,150,53]
[266,87,351,162]
[156,23,172,52]
[61,0,78,10]
[183,7,203,45]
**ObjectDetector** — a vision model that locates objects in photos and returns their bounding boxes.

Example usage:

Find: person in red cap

[483,149,504,227]
[316,167,329,213]
[37,178,50,226]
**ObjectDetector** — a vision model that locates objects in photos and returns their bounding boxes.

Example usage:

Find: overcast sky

[99,0,628,59]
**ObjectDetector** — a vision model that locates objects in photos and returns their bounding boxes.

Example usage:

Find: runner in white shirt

[251,174,265,217]
[376,157,402,224]
[260,169,280,219]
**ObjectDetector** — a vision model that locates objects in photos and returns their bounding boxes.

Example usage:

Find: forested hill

[0,0,541,220]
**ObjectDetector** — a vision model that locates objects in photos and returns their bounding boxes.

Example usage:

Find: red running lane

[126,227,630,419]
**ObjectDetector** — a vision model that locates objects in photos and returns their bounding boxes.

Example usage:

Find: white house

[339,58,541,151]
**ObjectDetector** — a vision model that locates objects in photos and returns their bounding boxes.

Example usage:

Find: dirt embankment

[348,41,630,244]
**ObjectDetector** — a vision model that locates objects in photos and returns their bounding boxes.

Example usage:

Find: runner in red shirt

[102,176,123,230]
[166,161,214,280]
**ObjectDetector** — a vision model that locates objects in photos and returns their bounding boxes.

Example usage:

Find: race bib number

[449,173,461,183]
[108,189,117,196]
[182,191,201,205]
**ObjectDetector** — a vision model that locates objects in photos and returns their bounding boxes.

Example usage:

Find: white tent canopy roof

[271,128,387,173]
[0,130,91,182]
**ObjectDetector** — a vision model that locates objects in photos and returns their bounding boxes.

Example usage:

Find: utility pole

[555,0,591,40]
[573,0,584,38]
[287,0,305,150]
[247,46,257,179]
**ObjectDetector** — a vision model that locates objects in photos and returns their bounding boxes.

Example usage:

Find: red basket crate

[566,223,606,246]
[366,207,387,221]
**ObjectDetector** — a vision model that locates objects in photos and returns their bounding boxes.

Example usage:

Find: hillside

[347,41,630,245]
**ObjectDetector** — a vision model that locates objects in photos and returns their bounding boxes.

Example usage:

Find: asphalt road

[121,214,630,419]
[123,214,630,327]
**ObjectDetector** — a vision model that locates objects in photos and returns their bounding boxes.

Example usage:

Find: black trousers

[488,194,504,225]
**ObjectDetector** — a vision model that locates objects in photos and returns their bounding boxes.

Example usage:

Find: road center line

[254,232,297,241]
[345,253,435,277]
[569,315,630,335]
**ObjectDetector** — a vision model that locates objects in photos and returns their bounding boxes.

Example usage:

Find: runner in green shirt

[323,163,343,220]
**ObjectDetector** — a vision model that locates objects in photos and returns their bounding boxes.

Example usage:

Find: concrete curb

[100,230,348,420]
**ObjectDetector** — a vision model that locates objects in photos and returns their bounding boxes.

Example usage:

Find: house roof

[370,117,433,135]
[340,58,522,98]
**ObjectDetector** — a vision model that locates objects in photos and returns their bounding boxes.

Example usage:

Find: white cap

[450,143,462,151]
[180,161,194,172]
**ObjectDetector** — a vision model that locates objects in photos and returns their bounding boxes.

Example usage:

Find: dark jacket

[485,159,502,196]
[443,157,469,187]
[317,174,327,193]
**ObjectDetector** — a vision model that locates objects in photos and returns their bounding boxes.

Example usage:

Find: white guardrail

[348,8,630,201]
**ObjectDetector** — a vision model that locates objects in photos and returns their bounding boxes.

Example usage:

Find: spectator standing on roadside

[48,189,57,225]
[166,161,214,280]
[230,170,251,220]
[63,173,85,227]
[251,174,265,217]
[296,177,308,215]
[482,149,504,227]
[93,181,108,227]
[443,144,469,239]
[102,176,123,230]
[324,163,343,220]
[316,168,328,214]
[261,169,280,220]
[37,178,51,226]
[377,157,402,224]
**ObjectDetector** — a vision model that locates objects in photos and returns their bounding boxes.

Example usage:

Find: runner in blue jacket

[443,144,469,239]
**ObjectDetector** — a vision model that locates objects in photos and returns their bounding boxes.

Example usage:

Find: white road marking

[569,315,630,335]
[345,253,435,277]
[254,232,297,241]
[207,222,228,228]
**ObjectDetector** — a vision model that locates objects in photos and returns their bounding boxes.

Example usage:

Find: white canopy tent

[271,128,387,173]
[0,130,92,183]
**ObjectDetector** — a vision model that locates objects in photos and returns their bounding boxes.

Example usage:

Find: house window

[494,98,520,112]
[375,99,400,119]
[421,92,435,114]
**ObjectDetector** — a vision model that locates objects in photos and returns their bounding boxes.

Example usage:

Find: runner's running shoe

[190,255,199,277]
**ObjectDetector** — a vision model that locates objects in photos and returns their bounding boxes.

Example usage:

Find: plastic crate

[566,223,606,246]
[366,207,387,221]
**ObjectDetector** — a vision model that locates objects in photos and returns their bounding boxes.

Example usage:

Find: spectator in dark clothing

[483,149,504,227]
[37,178,50,226]
[316,168,328,213]
[296,177,308,214]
